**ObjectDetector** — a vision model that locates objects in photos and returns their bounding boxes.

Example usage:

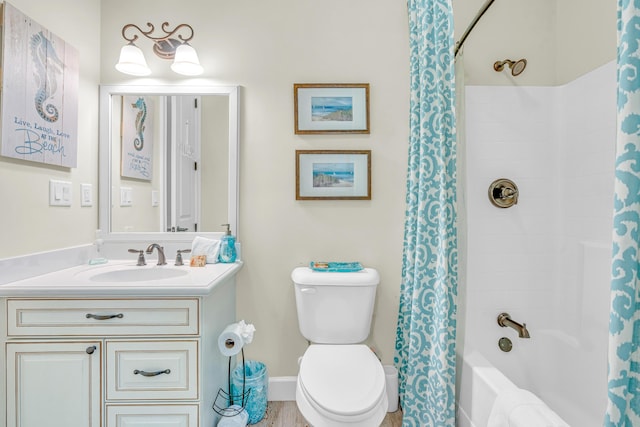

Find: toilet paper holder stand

[212,347,251,417]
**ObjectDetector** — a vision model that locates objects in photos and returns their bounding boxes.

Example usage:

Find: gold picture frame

[296,150,371,200]
[294,83,370,134]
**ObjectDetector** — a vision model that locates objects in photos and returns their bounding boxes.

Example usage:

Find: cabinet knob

[86,345,97,354]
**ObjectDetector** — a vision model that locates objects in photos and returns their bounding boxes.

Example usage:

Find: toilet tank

[292,267,380,344]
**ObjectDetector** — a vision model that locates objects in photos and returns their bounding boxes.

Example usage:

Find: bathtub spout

[497,313,530,338]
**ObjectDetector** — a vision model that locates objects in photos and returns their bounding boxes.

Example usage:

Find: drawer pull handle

[134,369,171,377]
[85,313,124,320]
[86,345,97,354]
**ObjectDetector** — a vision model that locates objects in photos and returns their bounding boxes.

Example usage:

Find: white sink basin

[89,267,188,283]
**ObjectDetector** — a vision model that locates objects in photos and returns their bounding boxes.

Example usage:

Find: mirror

[99,85,239,242]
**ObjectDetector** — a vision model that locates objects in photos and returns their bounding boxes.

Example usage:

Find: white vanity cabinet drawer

[106,340,199,400]
[106,404,199,427]
[7,298,199,336]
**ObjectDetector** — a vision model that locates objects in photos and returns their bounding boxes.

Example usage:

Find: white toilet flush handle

[299,287,317,294]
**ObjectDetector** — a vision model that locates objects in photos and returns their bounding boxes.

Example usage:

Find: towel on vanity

[487,388,569,427]
[191,236,221,264]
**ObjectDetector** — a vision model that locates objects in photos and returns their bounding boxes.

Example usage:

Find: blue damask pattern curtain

[394,0,458,425]
[605,1,640,426]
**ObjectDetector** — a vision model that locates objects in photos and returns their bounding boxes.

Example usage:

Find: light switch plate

[151,190,159,207]
[49,179,72,206]
[120,187,133,207]
[81,183,93,207]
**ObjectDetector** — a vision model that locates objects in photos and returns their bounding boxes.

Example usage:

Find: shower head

[493,58,527,77]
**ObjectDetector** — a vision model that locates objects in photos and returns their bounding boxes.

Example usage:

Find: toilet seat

[297,344,386,424]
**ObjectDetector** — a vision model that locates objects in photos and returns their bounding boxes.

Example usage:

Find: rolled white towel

[191,236,221,264]
[487,388,569,427]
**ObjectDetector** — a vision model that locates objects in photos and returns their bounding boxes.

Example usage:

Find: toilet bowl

[292,267,386,426]
[295,344,388,426]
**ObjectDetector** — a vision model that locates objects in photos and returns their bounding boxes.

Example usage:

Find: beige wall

[0,0,101,258]
[99,0,617,377]
[453,0,616,85]
[200,95,229,232]
[555,0,616,84]
[0,0,618,377]
[100,0,410,376]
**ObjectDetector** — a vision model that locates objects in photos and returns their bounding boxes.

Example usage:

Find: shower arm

[493,59,515,71]
[454,0,496,57]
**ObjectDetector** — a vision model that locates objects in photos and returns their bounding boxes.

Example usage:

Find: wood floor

[251,401,403,426]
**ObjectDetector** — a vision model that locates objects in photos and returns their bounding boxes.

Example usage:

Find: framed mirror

[98,85,239,243]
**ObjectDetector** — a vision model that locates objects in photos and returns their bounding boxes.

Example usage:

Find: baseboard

[268,376,297,401]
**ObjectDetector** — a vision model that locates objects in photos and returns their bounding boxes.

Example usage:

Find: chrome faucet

[497,313,530,338]
[146,243,167,266]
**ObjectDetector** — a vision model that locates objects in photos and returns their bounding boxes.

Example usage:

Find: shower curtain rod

[454,0,496,57]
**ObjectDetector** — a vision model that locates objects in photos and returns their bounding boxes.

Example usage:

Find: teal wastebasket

[230,361,268,424]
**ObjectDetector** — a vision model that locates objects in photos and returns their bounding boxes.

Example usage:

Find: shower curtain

[394,0,458,425]
[605,0,640,426]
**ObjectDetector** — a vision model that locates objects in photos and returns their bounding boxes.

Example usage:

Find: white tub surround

[0,259,243,427]
[463,61,615,426]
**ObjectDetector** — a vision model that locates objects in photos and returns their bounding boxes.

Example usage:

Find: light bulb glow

[115,43,151,76]
[171,43,204,76]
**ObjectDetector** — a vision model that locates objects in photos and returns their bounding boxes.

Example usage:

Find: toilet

[292,267,388,427]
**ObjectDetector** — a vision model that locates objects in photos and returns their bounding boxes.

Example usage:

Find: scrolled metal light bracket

[121,22,195,60]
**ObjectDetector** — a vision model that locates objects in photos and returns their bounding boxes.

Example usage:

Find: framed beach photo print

[296,150,371,200]
[294,83,370,134]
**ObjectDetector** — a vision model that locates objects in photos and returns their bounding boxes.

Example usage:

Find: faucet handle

[175,249,192,266]
[128,249,146,266]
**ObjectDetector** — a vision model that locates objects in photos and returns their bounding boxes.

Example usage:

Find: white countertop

[0,259,243,297]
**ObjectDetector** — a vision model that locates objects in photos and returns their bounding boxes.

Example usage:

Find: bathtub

[456,241,612,427]
[457,351,518,427]
[456,350,571,427]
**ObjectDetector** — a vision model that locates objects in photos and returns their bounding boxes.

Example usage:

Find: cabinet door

[6,341,101,427]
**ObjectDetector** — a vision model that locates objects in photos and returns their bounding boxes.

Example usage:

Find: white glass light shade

[115,43,151,76]
[170,43,204,76]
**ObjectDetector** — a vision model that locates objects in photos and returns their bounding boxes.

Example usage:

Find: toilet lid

[298,345,385,416]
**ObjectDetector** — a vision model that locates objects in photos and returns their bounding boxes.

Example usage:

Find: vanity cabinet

[2,274,237,427]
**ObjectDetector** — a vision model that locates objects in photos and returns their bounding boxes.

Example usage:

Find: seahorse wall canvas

[0,2,79,168]
[121,96,154,180]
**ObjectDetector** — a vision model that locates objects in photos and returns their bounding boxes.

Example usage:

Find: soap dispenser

[218,223,237,263]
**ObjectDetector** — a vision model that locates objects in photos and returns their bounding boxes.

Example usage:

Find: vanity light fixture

[115,22,203,76]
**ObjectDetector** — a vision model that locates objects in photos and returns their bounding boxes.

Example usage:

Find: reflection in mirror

[110,94,229,233]
[99,85,239,242]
